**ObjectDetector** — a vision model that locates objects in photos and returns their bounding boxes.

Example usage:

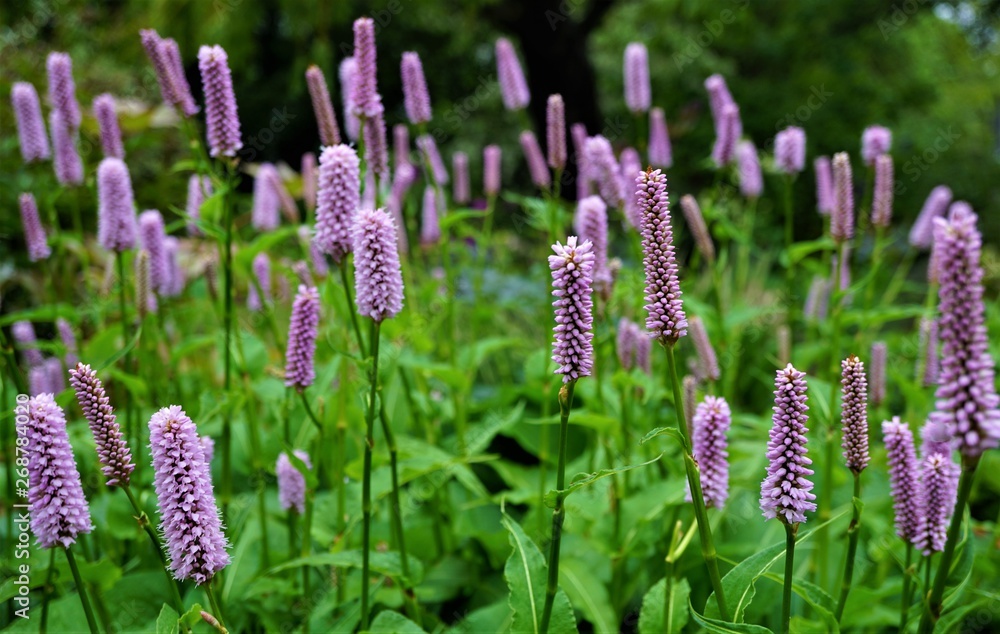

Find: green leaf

[445,601,513,634]
[638,576,691,634]
[369,610,428,633]
[500,511,577,634]
[270,549,423,586]
[543,455,661,507]
[560,558,616,634]
[178,602,206,630]
[934,597,990,633]
[759,573,839,632]
[787,237,836,265]
[690,600,774,633]
[440,209,488,230]
[155,605,179,634]
[639,426,682,445]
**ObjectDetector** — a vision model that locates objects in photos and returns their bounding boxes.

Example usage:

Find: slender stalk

[900,543,914,632]
[204,584,229,634]
[665,344,730,620]
[40,549,56,634]
[299,390,324,431]
[539,380,576,634]
[782,523,798,634]
[64,547,99,634]
[835,472,863,621]
[338,264,365,352]
[663,558,676,634]
[862,226,886,318]
[123,485,186,616]
[918,461,978,633]
[360,320,382,631]
[220,170,235,522]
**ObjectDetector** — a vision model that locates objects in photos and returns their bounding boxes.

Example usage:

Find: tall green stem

[539,380,575,634]
[835,473,863,621]
[900,543,914,632]
[360,319,382,631]
[204,584,228,634]
[64,547,99,634]
[123,485,186,616]
[665,344,730,620]
[782,523,798,634]
[918,461,978,633]
[338,264,365,353]
[41,549,56,633]
[220,171,235,521]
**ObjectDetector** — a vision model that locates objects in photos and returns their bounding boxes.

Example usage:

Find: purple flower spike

[12,82,50,162]
[814,156,834,216]
[136,250,158,316]
[305,65,341,147]
[920,317,940,387]
[689,316,719,382]
[50,111,83,186]
[452,152,470,205]
[417,134,449,185]
[883,417,921,543]
[160,38,199,117]
[276,450,312,514]
[691,396,732,508]
[164,237,185,297]
[69,363,134,487]
[760,364,816,525]
[680,195,715,263]
[831,152,854,242]
[484,145,502,197]
[46,52,80,129]
[20,193,50,262]
[284,285,320,390]
[200,436,215,463]
[775,126,806,174]
[574,195,610,292]
[869,342,887,407]
[301,152,318,211]
[198,45,242,158]
[520,130,551,190]
[186,175,212,236]
[546,94,567,171]
[339,57,360,141]
[149,406,230,584]
[57,319,78,368]
[929,205,1000,458]
[841,355,870,473]
[364,108,389,181]
[25,393,93,548]
[623,43,651,114]
[915,453,957,555]
[421,185,442,247]
[393,124,410,170]
[496,38,530,111]
[617,318,638,370]
[585,135,623,208]
[861,125,892,165]
[314,144,360,264]
[550,237,595,383]
[711,103,740,167]
[93,94,125,159]
[619,147,643,229]
[648,107,672,168]
[401,52,432,125]
[251,164,281,231]
[97,158,138,252]
[871,154,893,228]
[350,18,382,118]
[140,29,175,105]
[736,141,762,199]
[12,321,43,368]
[704,74,735,132]
[352,209,405,323]
[44,358,65,394]
[909,186,952,249]
[248,253,271,311]
[638,168,687,344]
[139,210,169,294]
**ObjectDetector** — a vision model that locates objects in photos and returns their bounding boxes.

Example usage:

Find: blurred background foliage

[1,0,999,244]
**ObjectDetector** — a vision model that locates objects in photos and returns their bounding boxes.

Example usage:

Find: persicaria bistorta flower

[760,364,816,524]
[248,252,271,311]
[352,208,405,323]
[198,45,242,157]
[301,152,318,211]
[484,145,502,196]
[831,152,854,242]
[148,406,230,584]
[871,154,894,228]
[840,355,870,473]
[623,43,651,114]
[186,174,212,236]
[495,38,530,111]
[814,156,834,215]
[574,195,610,292]
[775,126,806,174]
[93,93,125,159]
[69,363,134,487]
[350,18,382,118]
[638,168,687,344]
[284,285,320,390]
[452,152,470,204]
[401,52,431,125]
[57,318,78,367]
[276,450,311,514]
[364,109,389,181]
[736,141,762,199]
[689,316,719,382]
[50,110,83,186]
[690,396,732,508]
[909,185,952,249]
[915,452,957,555]
[869,342,887,407]
[159,37,198,116]
[417,134,449,185]
[252,164,281,231]
[585,135,623,208]
[711,103,740,167]
[339,57,360,140]
[550,236,595,383]
[314,144,360,264]
[305,65,341,147]
[883,417,921,543]
[20,193,50,262]
[393,124,410,170]
[97,158,138,252]
[929,205,1000,458]
[139,210,169,294]
[861,125,892,165]
[25,393,93,548]
[520,130,551,189]
[680,194,715,263]
[920,317,940,387]
[11,82,50,162]
[619,147,643,229]
[46,52,80,129]
[13,321,43,368]
[648,107,672,168]
[421,185,442,247]
[546,94,567,170]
